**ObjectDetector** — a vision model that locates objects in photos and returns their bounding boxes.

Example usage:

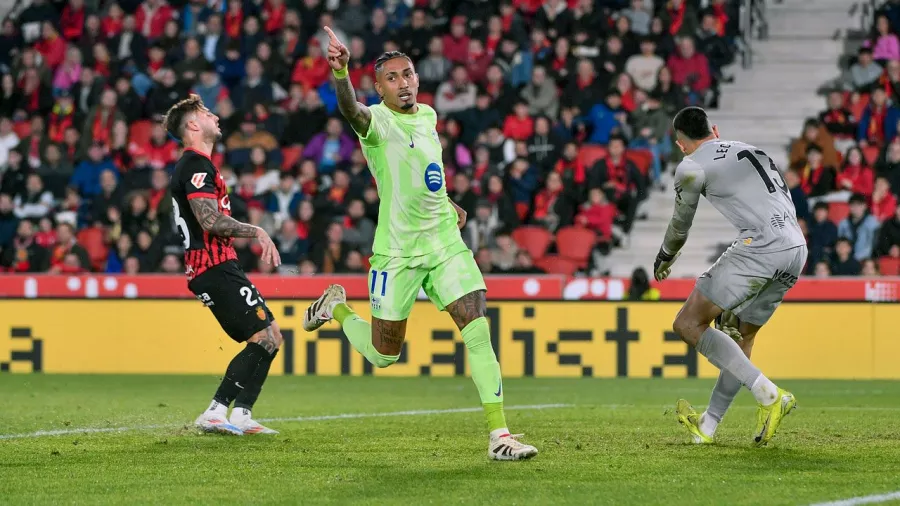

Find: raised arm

[325,26,371,136]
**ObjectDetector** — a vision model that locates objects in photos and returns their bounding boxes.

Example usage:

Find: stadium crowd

[786,4,900,277]
[0,0,752,277]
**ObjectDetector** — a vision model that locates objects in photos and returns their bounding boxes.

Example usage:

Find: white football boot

[194,409,243,435]
[302,284,347,331]
[488,433,539,461]
[229,408,278,435]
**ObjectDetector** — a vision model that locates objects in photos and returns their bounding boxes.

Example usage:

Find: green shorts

[368,243,486,321]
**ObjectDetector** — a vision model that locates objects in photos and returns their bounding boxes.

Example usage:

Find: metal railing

[739,0,770,69]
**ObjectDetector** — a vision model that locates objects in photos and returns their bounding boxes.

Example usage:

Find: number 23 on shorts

[370,270,388,296]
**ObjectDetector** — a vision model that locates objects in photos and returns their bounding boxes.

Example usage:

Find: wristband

[332,67,348,79]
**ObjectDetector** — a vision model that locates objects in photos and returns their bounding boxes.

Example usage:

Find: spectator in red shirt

[465,38,491,85]
[135,0,175,40]
[35,22,67,70]
[837,146,875,197]
[554,142,587,189]
[101,3,125,39]
[442,16,470,64]
[503,101,535,141]
[667,36,711,102]
[576,187,616,241]
[262,0,287,35]
[871,176,898,222]
[60,0,87,41]
[292,40,329,92]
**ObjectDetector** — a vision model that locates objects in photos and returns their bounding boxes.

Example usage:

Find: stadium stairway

[606,0,859,278]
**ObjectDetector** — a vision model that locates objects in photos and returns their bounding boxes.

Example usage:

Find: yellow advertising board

[1,301,898,379]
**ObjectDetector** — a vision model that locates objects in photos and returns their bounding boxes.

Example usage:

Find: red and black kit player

[164,94,282,436]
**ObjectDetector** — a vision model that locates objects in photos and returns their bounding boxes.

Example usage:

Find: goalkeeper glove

[653,248,680,281]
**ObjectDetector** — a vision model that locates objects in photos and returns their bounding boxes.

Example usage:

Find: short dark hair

[673,106,713,140]
[849,193,867,205]
[162,94,206,143]
[374,51,412,75]
[813,202,830,213]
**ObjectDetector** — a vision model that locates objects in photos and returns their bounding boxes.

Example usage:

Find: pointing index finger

[323,26,337,42]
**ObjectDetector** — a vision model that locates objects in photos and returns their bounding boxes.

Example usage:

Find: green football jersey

[352,102,463,257]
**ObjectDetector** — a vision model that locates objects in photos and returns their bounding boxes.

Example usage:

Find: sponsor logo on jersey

[191,173,207,189]
[196,292,214,307]
[371,297,381,311]
[424,162,443,192]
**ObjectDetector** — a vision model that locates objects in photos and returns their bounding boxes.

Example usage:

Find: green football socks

[462,317,508,433]
[334,303,399,368]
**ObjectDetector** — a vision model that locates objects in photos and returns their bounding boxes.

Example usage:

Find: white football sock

[750,375,780,406]
[699,412,719,436]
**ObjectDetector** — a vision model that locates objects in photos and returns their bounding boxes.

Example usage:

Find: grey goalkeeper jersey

[662,139,807,255]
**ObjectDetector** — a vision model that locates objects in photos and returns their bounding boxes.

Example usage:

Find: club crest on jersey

[424,163,443,192]
[191,173,207,189]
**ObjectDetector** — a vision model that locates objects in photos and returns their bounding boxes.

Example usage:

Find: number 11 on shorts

[370,270,388,296]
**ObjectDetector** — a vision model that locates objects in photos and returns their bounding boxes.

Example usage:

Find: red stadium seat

[626,149,653,176]
[555,226,596,268]
[511,225,553,261]
[129,120,154,147]
[862,145,880,166]
[281,145,303,170]
[879,256,900,275]
[76,227,108,271]
[828,202,850,225]
[578,144,608,169]
[12,121,30,139]
[535,255,579,276]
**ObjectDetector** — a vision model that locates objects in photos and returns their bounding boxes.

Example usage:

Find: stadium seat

[879,256,900,275]
[129,120,154,147]
[12,121,30,139]
[281,145,303,170]
[76,227,109,271]
[862,145,880,166]
[626,149,653,176]
[211,151,224,168]
[828,202,850,225]
[535,255,579,276]
[511,225,553,261]
[578,144,608,169]
[555,226,596,268]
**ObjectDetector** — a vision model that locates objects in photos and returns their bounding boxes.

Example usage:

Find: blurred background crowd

[0,0,892,280]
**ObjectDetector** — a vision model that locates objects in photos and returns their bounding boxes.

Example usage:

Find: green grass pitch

[2,375,899,505]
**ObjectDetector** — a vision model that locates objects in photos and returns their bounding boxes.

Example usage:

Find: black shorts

[188,260,274,342]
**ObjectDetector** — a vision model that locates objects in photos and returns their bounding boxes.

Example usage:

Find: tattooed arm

[324,26,372,136]
[189,198,259,237]
[189,198,282,266]
[333,75,372,137]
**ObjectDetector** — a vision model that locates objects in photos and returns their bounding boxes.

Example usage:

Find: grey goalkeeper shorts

[696,244,808,326]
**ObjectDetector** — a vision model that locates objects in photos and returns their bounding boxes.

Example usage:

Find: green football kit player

[302,27,538,461]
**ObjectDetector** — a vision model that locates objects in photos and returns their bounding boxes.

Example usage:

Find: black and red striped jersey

[170,148,237,281]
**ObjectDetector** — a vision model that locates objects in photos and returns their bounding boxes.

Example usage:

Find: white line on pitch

[0,403,573,441]
[808,490,900,506]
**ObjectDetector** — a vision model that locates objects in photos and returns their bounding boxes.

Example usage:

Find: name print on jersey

[424,163,443,192]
